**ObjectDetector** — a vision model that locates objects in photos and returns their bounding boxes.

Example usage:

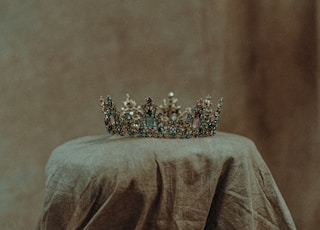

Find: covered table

[36,132,296,230]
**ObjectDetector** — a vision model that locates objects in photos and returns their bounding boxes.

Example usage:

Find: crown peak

[146,96,153,104]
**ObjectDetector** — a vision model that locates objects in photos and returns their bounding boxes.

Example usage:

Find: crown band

[100,92,223,139]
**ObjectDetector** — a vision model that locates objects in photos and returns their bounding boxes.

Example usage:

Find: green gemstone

[146,117,154,127]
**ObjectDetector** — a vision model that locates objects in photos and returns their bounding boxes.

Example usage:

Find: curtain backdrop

[0,1,319,229]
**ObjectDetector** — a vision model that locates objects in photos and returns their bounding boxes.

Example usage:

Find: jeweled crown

[100,92,223,139]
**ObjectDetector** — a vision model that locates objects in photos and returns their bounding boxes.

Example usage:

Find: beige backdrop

[0,1,319,229]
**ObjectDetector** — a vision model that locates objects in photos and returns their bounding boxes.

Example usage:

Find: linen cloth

[36,132,296,230]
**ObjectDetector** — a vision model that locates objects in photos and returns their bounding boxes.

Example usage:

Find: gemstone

[110,115,115,124]
[146,117,154,127]
[171,113,177,121]
[192,118,199,128]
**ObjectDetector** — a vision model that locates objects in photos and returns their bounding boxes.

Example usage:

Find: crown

[100,92,223,139]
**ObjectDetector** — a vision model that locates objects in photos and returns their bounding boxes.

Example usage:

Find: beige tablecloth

[36,132,296,230]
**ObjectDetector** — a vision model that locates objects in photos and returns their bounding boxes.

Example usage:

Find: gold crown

[100,92,223,139]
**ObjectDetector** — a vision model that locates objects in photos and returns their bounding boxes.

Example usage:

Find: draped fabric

[36,133,296,230]
[0,1,319,229]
